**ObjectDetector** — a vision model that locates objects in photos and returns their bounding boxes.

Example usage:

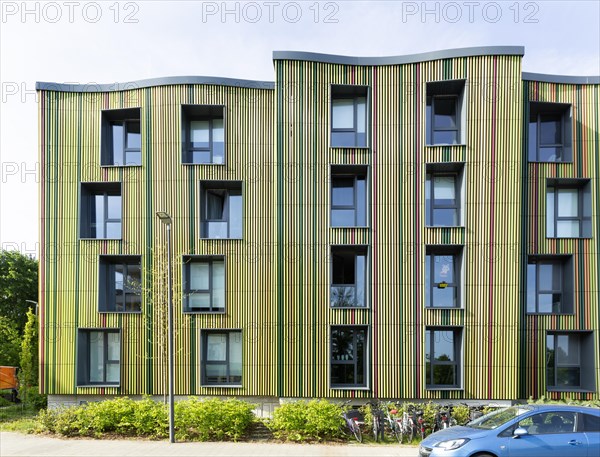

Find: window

[529,102,572,162]
[527,256,573,314]
[200,181,243,239]
[426,163,464,227]
[547,179,591,238]
[77,329,120,386]
[330,326,368,388]
[201,330,242,386]
[80,182,122,239]
[330,85,368,148]
[546,332,595,391]
[426,80,466,145]
[182,105,225,164]
[425,246,462,308]
[99,256,142,312]
[183,257,225,313]
[425,328,461,388]
[330,245,368,308]
[330,165,368,227]
[580,413,600,432]
[517,412,577,435]
[101,108,141,166]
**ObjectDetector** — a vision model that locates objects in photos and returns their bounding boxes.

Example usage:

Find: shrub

[268,399,344,442]
[18,387,47,410]
[451,404,470,425]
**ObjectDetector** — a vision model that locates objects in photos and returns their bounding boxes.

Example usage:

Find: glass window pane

[356,177,366,226]
[547,189,555,237]
[126,264,141,293]
[89,332,104,383]
[114,265,124,293]
[191,121,210,148]
[433,255,454,283]
[433,98,456,129]
[527,262,536,313]
[556,335,580,364]
[540,115,561,145]
[331,329,353,361]
[212,119,225,164]
[557,189,578,217]
[106,363,120,383]
[125,150,141,166]
[126,121,141,149]
[229,193,243,238]
[331,209,355,227]
[539,147,561,162]
[206,190,225,219]
[433,208,458,226]
[188,292,210,310]
[538,263,559,289]
[432,286,456,308]
[556,367,580,387]
[111,124,124,164]
[433,130,458,145]
[538,294,553,313]
[107,195,121,219]
[213,261,225,309]
[206,334,227,361]
[332,177,354,206]
[355,255,366,307]
[356,330,365,385]
[94,195,105,238]
[356,97,366,134]
[556,220,580,237]
[433,331,455,361]
[105,222,121,239]
[190,263,209,290]
[332,252,355,284]
[205,364,227,382]
[332,99,354,129]
[433,364,456,386]
[528,120,537,161]
[331,364,354,385]
[206,221,228,239]
[193,150,212,164]
[107,333,120,360]
[425,255,431,307]
[434,176,456,203]
[229,332,242,378]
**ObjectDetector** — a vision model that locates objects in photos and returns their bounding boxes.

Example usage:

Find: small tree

[19,308,38,388]
[0,316,21,366]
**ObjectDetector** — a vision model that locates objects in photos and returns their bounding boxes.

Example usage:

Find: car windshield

[467,406,533,430]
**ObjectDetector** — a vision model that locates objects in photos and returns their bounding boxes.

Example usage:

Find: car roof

[522,404,600,414]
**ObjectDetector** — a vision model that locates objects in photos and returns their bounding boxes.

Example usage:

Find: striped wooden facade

[38,48,599,403]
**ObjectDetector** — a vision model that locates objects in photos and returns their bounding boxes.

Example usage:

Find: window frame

[181,105,226,165]
[427,95,459,145]
[425,79,466,146]
[330,165,369,228]
[330,325,369,389]
[201,329,243,387]
[425,163,464,227]
[545,331,595,392]
[528,102,572,163]
[527,256,573,315]
[330,84,370,149]
[101,108,142,167]
[546,179,592,239]
[200,181,243,239]
[80,182,122,240]
[330,245,369,309]
[425,327,463,389]
[425,246,463,309]
[98,255,142,313]
[183,256,226,314]
[76,328,121,387]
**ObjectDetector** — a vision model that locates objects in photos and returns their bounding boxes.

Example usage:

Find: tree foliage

[0,316,21,366]
[0,250,38,331]
[20,308,39,387]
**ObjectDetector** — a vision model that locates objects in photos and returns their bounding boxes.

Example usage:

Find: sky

[1,0,599,258]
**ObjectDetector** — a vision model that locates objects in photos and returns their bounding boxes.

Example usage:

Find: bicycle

[385,403,403,443]
[415,409,427,440]
[341,402,364,443]
[399,407,417,443]
[368,401,385,442]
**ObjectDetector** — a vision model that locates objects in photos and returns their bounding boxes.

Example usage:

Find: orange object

[0,366,19,390]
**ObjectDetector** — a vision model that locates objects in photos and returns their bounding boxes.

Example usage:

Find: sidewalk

[0,432,419,457]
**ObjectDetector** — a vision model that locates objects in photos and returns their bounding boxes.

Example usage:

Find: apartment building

[37,46,599,407]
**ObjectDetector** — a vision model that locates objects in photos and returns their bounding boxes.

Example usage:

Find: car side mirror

[513,427,528,439]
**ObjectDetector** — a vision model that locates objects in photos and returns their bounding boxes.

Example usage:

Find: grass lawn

[0,405,41,433]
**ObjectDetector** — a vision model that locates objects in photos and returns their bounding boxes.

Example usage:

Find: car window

[581,413,600,432]
[469,407,532,430]
[517,412,576,435]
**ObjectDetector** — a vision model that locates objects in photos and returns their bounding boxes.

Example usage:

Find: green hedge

[267,399,344,441]
[37,397,255,441]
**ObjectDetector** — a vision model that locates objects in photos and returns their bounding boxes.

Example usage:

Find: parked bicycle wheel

[351,419,362,443]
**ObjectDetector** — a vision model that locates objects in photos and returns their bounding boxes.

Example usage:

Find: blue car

[419,404,600,457]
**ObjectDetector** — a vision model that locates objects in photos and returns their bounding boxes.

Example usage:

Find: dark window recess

[527,256,573,314]
[99,256,142,312]
[200,182,243,239]
[330,326,368,388]
[331,165,368,227]
[426,80,465,145]
[331,85,369,148]
[547,180,592,238]
[331,246,368,308]
[202,330,242,385]
[101,108,141,166]
[181,105,225,164]
[80,182,122,239]
[529,102,572,162]
[77,329,120,386]
[183,257,225,313]
[546,332,595,391]
[426,328,461,388]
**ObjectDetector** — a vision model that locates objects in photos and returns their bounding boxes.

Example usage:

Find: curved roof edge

[36,76,275,92]
[522,72,600,85]
[273,46,525,65]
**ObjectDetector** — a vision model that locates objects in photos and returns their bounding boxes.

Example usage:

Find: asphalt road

[0,432,419,457]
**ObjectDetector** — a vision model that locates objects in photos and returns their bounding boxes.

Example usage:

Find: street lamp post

[156,211,175,444]
[25,300,38,315]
